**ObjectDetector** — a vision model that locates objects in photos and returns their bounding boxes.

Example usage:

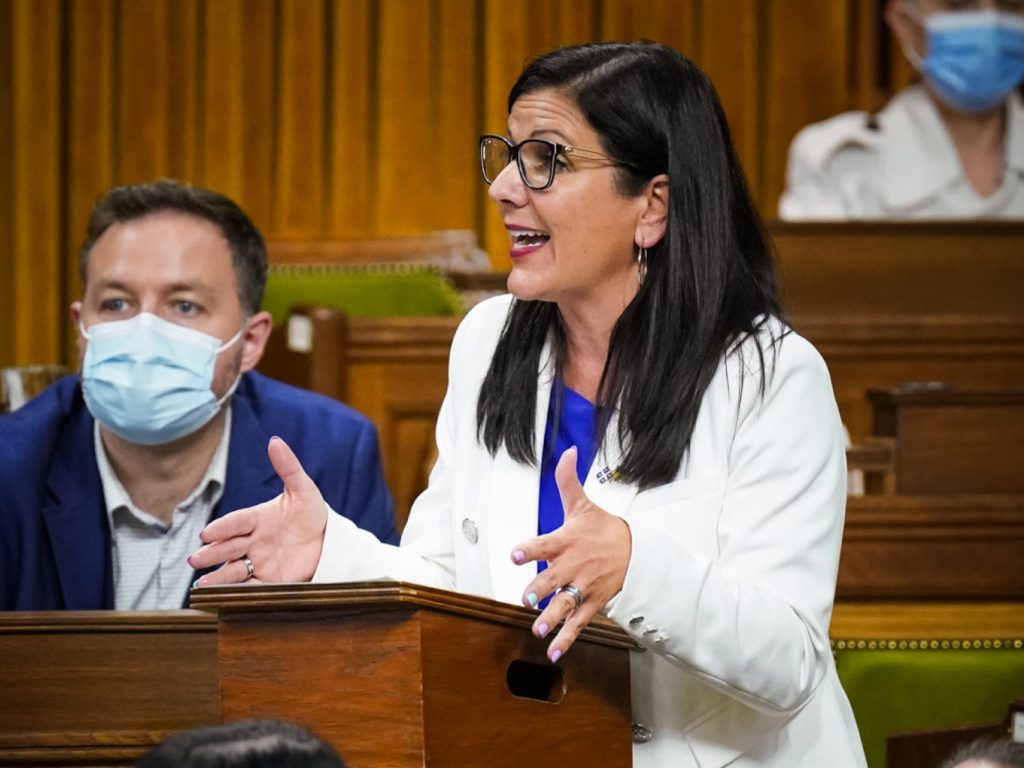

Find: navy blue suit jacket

[0,371,398,610]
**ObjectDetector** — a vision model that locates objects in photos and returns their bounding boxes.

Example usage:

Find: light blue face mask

[80,312,245,445]
[913,10,1024,114]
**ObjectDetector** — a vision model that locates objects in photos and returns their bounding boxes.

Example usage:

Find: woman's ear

[885,0,924,63]
[636,174,669,248]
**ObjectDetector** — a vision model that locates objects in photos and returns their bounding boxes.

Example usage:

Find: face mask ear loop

[216,322,247,354]
[211,320,250,411]
[897,0,926,72]
[213,371,243,410]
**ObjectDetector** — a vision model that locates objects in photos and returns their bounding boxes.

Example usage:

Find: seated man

[780,0,1024,219]
[0,180,397,610]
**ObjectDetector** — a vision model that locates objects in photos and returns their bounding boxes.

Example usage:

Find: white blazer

[779,85,1024,220]
[314,295,867,767]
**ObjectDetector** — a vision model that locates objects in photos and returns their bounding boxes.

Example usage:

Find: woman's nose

[487,160,528,207]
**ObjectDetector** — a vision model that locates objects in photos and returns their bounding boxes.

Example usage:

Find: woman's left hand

[511,446,632,662]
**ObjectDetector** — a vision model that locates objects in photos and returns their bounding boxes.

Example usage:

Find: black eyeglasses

[479,134,628,191]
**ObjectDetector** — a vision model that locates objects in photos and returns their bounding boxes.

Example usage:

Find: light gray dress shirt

[94,410,231,610]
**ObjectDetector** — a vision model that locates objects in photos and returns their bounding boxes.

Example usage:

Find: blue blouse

[537,381,598,605]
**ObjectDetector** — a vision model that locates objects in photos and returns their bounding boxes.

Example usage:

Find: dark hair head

[478,42,781,488]
[135,719,347,768]
[80,179,267,316]
[941,736,1024,768]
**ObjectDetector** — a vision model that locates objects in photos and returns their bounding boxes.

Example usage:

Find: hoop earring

[636,246,648,287]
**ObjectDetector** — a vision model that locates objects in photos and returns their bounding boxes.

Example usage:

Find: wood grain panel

[701,0,762,190]
[480,0,533,267]
[12,0,63,365]
[838,495,1024,600]
[432,0,481,232]
[165,0,200,182]
[0,0,988,370]
[327,0,373,237]
[201,0,276,227]
[763,0,853,214]
[0,1,15,368]
[67,0,117,352]
[374,0,434,234]
[0,611,218,767]
[275,0,327,237]
[119,0,172,183]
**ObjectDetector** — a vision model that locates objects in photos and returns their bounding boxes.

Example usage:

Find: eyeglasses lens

[481,137,555,189]
[519,141,554,189]
[481,138,511,185]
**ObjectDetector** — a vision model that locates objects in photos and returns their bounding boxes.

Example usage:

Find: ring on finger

[241,555,255,581]
[558,583,584,610]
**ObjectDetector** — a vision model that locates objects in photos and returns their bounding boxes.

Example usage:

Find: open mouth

[512,230,550,248]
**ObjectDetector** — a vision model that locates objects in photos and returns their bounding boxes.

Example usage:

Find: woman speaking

[191,42,867,767]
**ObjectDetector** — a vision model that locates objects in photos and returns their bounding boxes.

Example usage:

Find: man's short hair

[941,736,1024,768]
[79,179,267,316]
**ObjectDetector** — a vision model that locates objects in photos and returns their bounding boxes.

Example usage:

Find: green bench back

[833,638,1024,768]
[262,264,465,325]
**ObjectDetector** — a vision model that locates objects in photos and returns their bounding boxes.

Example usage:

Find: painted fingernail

[550,649,562,663]
[512,550,526,564]
[526,592,538,608]
[536,622,549,637]
[192,578,202,588]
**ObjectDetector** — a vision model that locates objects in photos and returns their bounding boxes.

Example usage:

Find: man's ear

[239,310,273,373]
[70,301,87,370]
[636,173,670,248]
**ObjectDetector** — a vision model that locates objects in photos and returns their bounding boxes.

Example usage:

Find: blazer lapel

[215,395,281,518]
[486,341,556,604]
[42,404,113,609]
[184,395,281,604]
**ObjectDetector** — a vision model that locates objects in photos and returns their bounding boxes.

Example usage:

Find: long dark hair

[477,42,783,489]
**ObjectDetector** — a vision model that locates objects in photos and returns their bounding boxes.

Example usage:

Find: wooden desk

[868,387,1024,494]
[770,221,1024,442]
[0,611,218,767]
[838,495,1024,600]
[769,221,1024,318]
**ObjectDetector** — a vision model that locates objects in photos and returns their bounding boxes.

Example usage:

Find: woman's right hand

[188,436,329,586]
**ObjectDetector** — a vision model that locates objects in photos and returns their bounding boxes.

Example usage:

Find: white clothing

[313,295,867,767]
[779,85,1024,219]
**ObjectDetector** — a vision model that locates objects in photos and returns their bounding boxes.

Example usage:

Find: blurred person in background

[780,0,1024,219]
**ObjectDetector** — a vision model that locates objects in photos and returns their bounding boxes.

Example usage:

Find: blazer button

[461,518,479,544]
[631,723,653,743]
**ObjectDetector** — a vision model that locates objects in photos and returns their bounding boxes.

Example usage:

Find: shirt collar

[96,407,233,528]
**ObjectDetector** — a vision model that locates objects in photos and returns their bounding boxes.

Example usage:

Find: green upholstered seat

[833,639,1024,768]
[262,264,465,325]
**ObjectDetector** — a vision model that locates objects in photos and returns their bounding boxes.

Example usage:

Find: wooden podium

[190,581,635,768]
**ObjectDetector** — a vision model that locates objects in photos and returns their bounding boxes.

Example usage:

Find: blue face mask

[915,10,1024,114]
[80,313,244,445]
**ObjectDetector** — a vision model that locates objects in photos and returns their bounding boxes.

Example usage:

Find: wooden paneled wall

[0,0,896,368]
